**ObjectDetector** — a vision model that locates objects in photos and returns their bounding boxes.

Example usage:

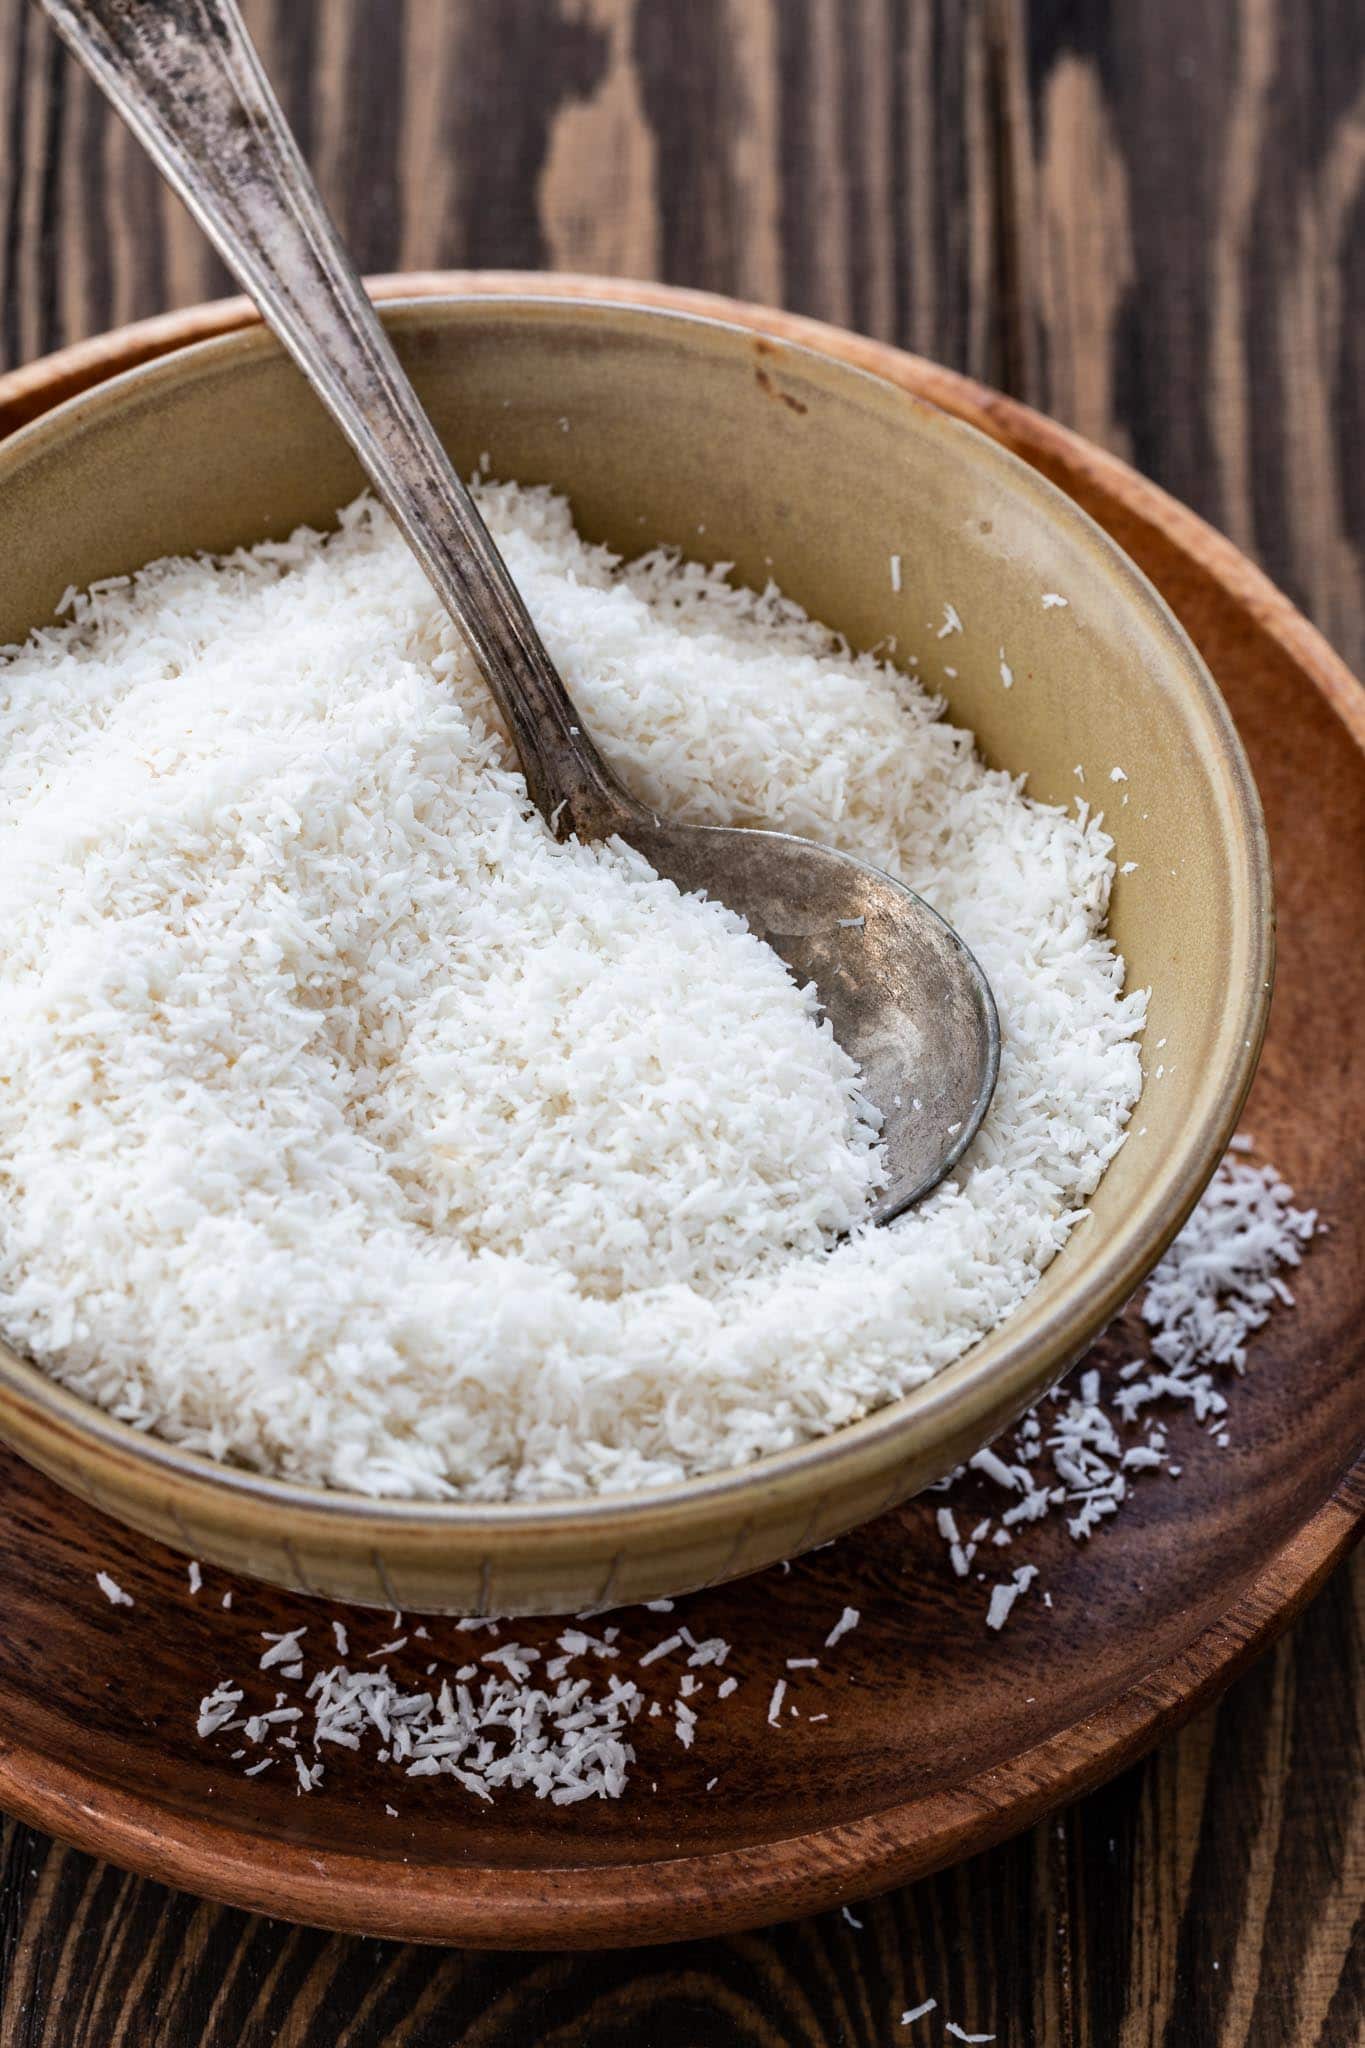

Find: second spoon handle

[38,0,639,841]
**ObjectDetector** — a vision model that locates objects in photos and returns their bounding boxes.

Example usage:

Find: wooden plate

[0,275,1360,1951]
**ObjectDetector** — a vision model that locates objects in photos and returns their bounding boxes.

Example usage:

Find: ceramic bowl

[0,293,1272,1613]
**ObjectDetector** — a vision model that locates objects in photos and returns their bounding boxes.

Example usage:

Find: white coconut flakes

[0,483,1144,1502]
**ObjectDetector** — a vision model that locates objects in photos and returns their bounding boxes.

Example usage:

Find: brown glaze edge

[0,274,1359,1946]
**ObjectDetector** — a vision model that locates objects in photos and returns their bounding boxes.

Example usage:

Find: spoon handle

[36,0,638,842]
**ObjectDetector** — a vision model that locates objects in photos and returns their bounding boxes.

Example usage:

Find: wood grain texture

[0,0,1361,2042]
[3,0,1361,675]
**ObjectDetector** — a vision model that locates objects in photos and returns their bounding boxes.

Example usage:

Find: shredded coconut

[985,1564,1038,1630]
[932,1146,1318,1622]
[0,485,1143,1500]
[260,1628,307,1671]
[242,1647,641,1804]
[825,1606,860,1648]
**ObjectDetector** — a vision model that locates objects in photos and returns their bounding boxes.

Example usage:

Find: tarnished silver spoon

[39,0,999,1219]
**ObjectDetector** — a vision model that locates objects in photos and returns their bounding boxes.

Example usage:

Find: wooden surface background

[0,1,1361,2042]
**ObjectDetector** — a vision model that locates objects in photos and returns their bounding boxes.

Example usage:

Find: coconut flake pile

[0,485,1144,1500]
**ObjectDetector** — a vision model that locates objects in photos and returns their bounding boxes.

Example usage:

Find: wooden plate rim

[0,272,1360,1949]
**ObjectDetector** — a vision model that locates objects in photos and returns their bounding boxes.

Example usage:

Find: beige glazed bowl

[0,294,1272,1615]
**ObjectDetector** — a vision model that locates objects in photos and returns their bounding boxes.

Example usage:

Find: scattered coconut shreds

[1041,592,1069,609]
[638,1633,683,1668]
[931,1146,1318,1625]
[825,1605,860,1648]
[902,2001,937,2025]
[686,1636,730,1669]
[196,1684,244,1738]
[936,602,963,637]
[890,552,903,593]
[95,1571,132,1608]
[187,1560,202,1595]
[189,1140,1312,1813]
[969,1447,1016,1491]
[985,1565,1038,1631]
[260,1628,307,1671]
[235,1655,641,1804]
[945,2028,996,2044]
[999,649,1014,689]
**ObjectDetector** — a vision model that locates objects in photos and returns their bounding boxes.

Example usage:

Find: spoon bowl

[631,818,999,1218]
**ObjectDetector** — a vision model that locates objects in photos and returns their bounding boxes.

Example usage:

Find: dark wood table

[0,3,1360,2041]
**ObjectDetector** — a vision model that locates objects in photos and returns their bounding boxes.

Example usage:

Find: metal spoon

[39,0,999,1220]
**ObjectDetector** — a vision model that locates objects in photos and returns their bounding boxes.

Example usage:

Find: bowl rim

[0,291,1275,1545]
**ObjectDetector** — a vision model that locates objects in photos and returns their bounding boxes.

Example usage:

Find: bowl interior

[0,298,1270,1610]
